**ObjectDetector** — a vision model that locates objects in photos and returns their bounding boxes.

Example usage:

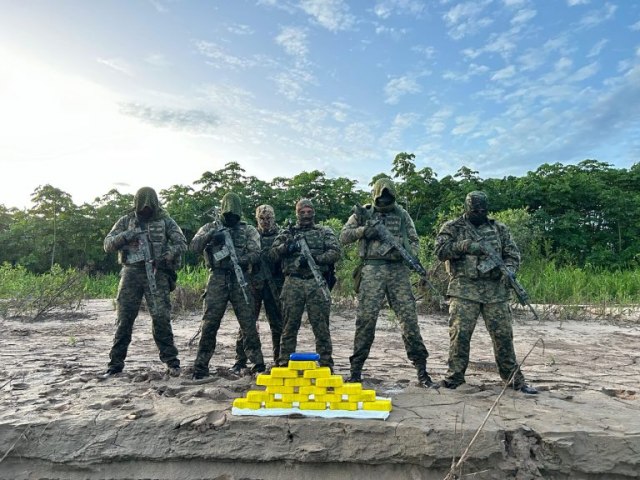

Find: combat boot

[346,371,362,383]
[230,363,246,375]
[416,364,435,388]
[250,364,266,374]
[518,384,538,395]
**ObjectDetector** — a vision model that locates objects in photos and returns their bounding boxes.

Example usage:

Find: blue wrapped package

[289,352,320,361]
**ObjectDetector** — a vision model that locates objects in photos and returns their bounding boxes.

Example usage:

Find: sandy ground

[1,299,639,479]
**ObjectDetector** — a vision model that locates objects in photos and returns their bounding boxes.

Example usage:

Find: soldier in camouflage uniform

[103,186,187,377]
[190,193,265,379]
[270,199,341,369]
[231,205,284,374]
[434,191,537,394]
[340,178,433,387]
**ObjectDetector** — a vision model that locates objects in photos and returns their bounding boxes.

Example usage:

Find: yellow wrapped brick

[355,390,376,402]
[265,400,293,409]
[362,399,392,411]
[300,401,328,410]
[288,360,317,370]
[303,367,331,378]
[315,376,344,388]
[256,374,283,386]
[270,367,300,378]
[299,386,326,395]
[336,383,362,394]
[246,390,269,403]
[266,385,295,395]
[281,393,310,403]
[322,394,342,403]
[233,398,261,409]
[329,402,358,411]
[284,377,312,387]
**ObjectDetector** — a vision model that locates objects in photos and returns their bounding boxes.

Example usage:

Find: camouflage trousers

[350,263,428,373]
[445,297,526,388]
[193,270,264,376]
[108,265,179,371]
[234,277,284,366]
[278,275,333,368]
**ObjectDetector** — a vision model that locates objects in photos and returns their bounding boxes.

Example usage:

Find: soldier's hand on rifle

[362,221,378,240]
[123,227,141,243]
[457,239,483,256]
[210,231,226,245]
[298,255,308,268]
[287,240,300,255]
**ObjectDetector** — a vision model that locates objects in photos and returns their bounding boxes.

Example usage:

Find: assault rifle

[296,235,331,301]
[259,255,282,306]
[137,226,158,313]
[476,242,539,320]
[207,209,250,305]
[352,204,446,308]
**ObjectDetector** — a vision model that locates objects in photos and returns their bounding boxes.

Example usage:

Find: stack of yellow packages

[232,352,392,420]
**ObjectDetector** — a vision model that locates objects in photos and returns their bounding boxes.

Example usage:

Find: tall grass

[1,260,639,309]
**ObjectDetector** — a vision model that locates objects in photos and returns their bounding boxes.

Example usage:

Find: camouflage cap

[255,204,275,219]
[464,191,489,212]
[220,192,243,217]
[295,198,315,212]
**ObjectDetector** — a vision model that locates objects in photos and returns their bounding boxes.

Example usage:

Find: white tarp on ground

[231,406,390,420]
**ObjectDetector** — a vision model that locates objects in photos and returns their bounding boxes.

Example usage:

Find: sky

[1,0,639,209]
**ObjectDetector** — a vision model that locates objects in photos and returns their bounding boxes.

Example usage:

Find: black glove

[211,231,226,245]
[287,240,300,255]
[298,256,308,268]
[122,227,141,242]
[363,223,378,240]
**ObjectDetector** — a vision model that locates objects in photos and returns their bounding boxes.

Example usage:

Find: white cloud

[588,39,608,57]
[491,65,517,81]
[97,57,133,76]
[426,107,454,135]
[443,63,490,82]
[567,0,589,6]
[452,115,479,135]
[194,40,256,69]
[380,112,421,145]
[443,0,494,40]
[511,8,536,25]
[570,61,599,82]
[579,2,617,29]
[272,68,316,101]
[630,20,640,31]
[411,45,436,59]
[384,74,422,104]
[120,104,221,133]
[373,0,425,19]
[276,26,309,59]
[299,0,355,32]
[227,23,254,35]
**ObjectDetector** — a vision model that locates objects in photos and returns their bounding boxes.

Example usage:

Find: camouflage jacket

[434,216,520,303]
[190,221,260,271]
[270,224,341,276]
[340,203,419,262]
[103,213,187,270]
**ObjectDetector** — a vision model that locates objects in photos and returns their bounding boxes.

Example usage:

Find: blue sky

[1,0,639,208]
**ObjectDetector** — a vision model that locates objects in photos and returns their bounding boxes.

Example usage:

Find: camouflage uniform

[103,187,187,374]
[233,205,284,367]
[191,193,264,378]
[435,191,527,389]
[340,178,430,384]
[270,199,341,368]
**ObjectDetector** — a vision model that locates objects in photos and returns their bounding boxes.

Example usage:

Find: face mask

[375,191,394,207]
[223,213,240,227]
[297,208,314,227]
[137,206,153,221]
[468,210,488,226]
[258,215,275,232]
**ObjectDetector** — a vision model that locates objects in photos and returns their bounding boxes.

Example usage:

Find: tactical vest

[121,216,168,265]
[283,226,330,274]
[446,219,503,280]
[360,205,407,261]
[205,222,249,269]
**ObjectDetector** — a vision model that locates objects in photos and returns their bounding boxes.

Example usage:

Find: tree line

[1,154,639,275]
